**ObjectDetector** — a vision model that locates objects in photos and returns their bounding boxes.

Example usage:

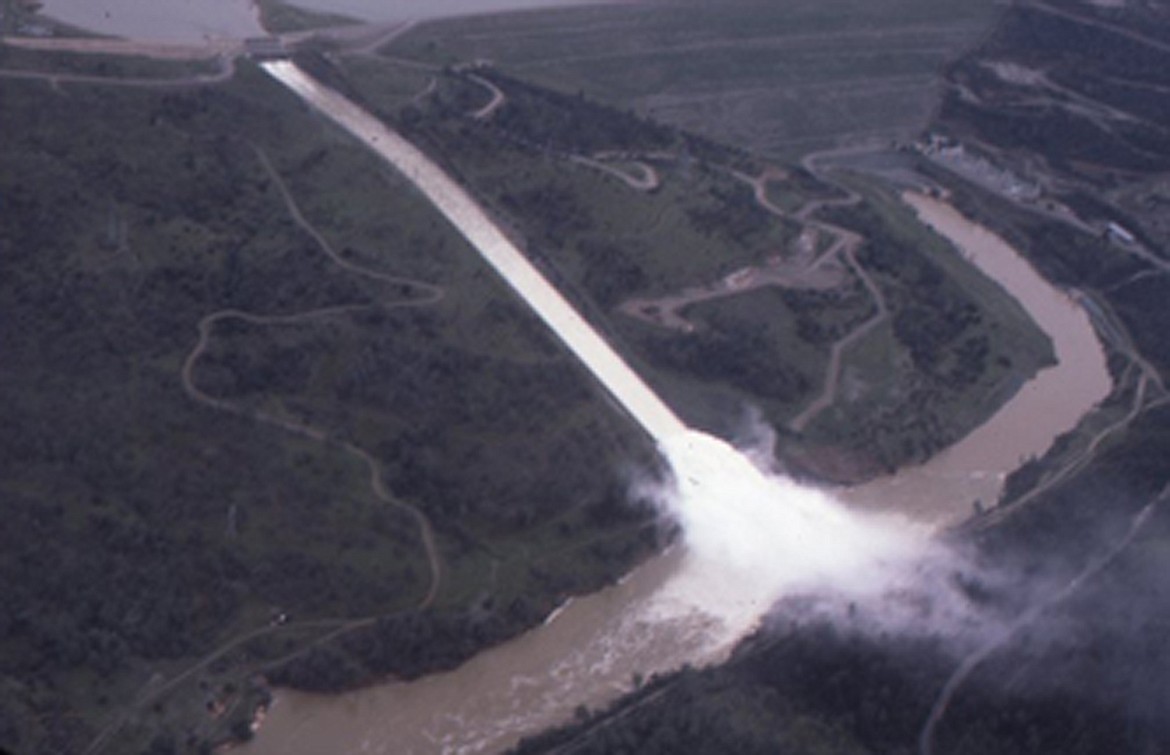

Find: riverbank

[840,193,1112,524]
[241,110,1110,755]
[34,0,264,42]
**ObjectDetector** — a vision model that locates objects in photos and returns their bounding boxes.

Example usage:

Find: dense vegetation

[941,6,1170,177]
[0,58,663,754]
[340,59,1052,477]
[4,0,1160,751]
[508,2,1170,751]
[513,400,1170,755]
[935,0,1170,263]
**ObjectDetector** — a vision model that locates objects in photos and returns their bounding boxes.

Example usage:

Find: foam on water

[261,60,971,657]
[246,64,993,755]
[645,430,940,650]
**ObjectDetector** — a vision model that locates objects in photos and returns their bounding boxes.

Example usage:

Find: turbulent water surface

[242,63,1104,755]
[245,431,938,755]
[14,2,1114,752]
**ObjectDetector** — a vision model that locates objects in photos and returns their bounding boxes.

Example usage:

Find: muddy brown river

[12,5,1110,751]
[245,68,1111,755]
[839,194,1112,523]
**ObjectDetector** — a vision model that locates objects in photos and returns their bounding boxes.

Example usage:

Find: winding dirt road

[570,153,660,191]
[38,31,1155,752]
[78,147,453,753]
[604,150,889,432]
[185,146,446,606]
[467,71,507,120]
[262,59,686,441]
[618,252,845,334]
[740,155,891,432]
[789,247,888,432]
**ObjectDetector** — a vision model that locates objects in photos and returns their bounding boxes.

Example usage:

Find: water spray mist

[251,61,997,755]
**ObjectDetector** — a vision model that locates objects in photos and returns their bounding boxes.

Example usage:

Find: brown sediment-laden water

[245,65,1111,755]
[839,193,1111,524]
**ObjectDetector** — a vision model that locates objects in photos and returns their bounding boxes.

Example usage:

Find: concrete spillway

[250,60,1063,755]
[262,60,685,443]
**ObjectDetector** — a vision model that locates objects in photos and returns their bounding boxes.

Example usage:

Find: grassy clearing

[332,54,436,106]
[336,61,830,428]
[0,42,224,78]
[792,175,1055,474]
[257,0,359,33]
[633,289,832,422]
[1,18,1061,750]
[386,0,1000,157]
[336,57,1051,470]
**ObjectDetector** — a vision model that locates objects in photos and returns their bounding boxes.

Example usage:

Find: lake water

[289,0,604,23]
[36,0,264,42]
[35,0,601,43]
[244,550,704,755]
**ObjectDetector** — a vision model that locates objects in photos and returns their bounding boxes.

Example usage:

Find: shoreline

[839,192,1112,524]
[31,0,612,45]
[242,177,1112,753]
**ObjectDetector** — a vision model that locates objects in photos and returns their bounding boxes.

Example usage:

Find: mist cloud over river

[241,58,1117,753]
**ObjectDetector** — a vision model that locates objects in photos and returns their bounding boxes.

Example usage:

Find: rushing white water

[654,431,932,635]
[246,62,964,755]
[247,430,954,755]
[262,59,685,443]
[257,65,928,622]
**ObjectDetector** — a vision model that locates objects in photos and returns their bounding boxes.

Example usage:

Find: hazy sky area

[36,0,602,42]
